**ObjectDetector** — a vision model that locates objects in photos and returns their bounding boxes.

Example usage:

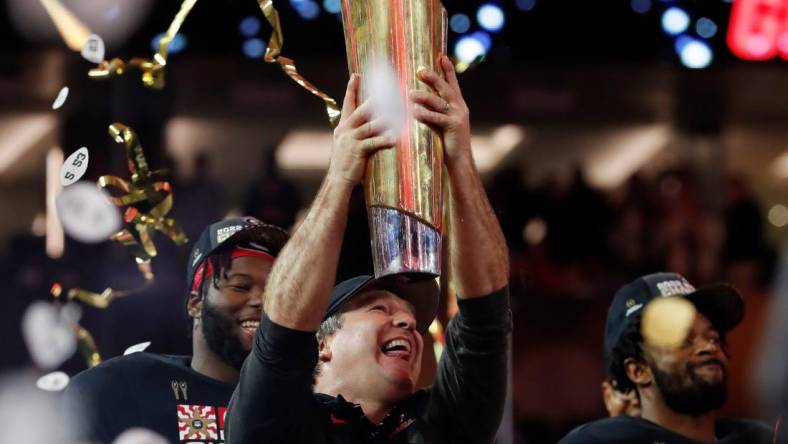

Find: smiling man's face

[643,312,729,415]
[321,289,424,402]
[200,256,273,370]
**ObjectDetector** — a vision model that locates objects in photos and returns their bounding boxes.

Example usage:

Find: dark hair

[190,246,234,311]
[607,315,644,394]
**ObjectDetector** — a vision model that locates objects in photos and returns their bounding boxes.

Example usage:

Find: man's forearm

[263,177,354,331]
[446,156,509,299]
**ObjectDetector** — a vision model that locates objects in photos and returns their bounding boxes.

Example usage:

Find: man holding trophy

[226,1,511,442]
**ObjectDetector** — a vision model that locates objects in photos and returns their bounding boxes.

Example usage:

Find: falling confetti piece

[36,371,70,392]
[61,147,89,187]
[113,427,169,444]
[21,301,78,370]
[124,341,151,355]
[52,86,69,110]
[362,58,406,140]
[642,297,697,349]
[55,181,122,243]
[0,373,65,442]
[81,34,105,64]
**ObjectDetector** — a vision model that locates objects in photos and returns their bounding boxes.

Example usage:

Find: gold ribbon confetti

[74,325,102,368]
[88,0,198,89]
[50,283,101,368]
[86,0,339,124]
[257,0,340,125]
[60,123,187,309]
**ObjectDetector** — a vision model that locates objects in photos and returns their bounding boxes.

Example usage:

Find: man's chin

[238,329,255,351]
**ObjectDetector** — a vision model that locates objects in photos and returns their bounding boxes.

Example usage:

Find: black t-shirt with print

[559,415,777,444]
[63,353,235,444]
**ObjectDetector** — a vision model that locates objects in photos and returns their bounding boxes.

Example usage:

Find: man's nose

[248,288,264,308]
[393,312,416,331]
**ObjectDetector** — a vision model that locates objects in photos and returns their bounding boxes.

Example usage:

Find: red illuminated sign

[727,0,788,60]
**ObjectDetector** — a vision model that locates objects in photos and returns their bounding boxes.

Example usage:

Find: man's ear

[624,357,652,386]
[187,290,202,320]
[317,334,332,363]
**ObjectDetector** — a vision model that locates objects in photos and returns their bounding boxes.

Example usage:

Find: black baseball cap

[324,274,440,333]
[186,216,289,292]
[604,272,744,357]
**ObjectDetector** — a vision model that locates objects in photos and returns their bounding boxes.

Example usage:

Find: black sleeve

[423,286,512,443]
[225,315,322,444]
[62,366,131,444]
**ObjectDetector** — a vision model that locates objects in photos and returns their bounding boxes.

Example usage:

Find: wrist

[323,173,358,197]
[445,150,476,175]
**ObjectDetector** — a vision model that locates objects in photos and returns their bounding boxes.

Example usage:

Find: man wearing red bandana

[63,217,289,444]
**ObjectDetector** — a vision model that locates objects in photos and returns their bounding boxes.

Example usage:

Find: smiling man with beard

[63,217,288,444]
[560,272,775,444]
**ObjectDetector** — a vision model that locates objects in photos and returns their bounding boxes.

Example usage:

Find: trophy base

[368,206,441,279]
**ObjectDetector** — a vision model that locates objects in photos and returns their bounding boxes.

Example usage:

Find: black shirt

[559,415,777,444]
[63,353,236,444]
[225,287,512,444]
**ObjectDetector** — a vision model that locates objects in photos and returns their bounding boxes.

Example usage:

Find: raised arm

[410,56,510,299]
[226,76,396,444]
[263,74,396,330]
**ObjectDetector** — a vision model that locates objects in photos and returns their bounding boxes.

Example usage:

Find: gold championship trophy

[341,0,447,278]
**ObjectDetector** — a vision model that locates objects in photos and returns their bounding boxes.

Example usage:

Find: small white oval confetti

[21,302,78,370]
[52,87,69,110]
[124,341,152,355]
[55,182,122,243]
[61,147,89,187]
[113,428,169,444]
[36,371,70,392]
[81,34,105,64]
[362,58,406,140]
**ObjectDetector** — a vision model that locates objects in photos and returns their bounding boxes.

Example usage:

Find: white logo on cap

[626,303,644,317]
[216,225,243,243]
[191,249,202,267]
[656,279,695,297]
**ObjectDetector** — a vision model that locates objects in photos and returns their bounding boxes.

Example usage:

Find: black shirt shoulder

[559,416,668,444]
[65,353,237,444]
[560,416,777,444]
[716,418,776,444]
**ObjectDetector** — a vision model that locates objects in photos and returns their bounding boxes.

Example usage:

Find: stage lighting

[673,34,694,53]
[695,17,718,39]
[291,0,320,20]
[630,0,651,14]
[679,39,713,69]
[239,16,261,37]
[455,35,486,63]
[515,0,536,12]
[471,30,492,50]
[450,13,471,34]
[477,4,505,33]
[323,0,341,14]
[661,7,690,35]
[243,38,266,58]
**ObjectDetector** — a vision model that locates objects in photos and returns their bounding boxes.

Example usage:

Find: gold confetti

[74,324,101,368]
[83,0,340,124]
[88,0,197,88]
[257,0,341,126]
[64,123,187,309]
